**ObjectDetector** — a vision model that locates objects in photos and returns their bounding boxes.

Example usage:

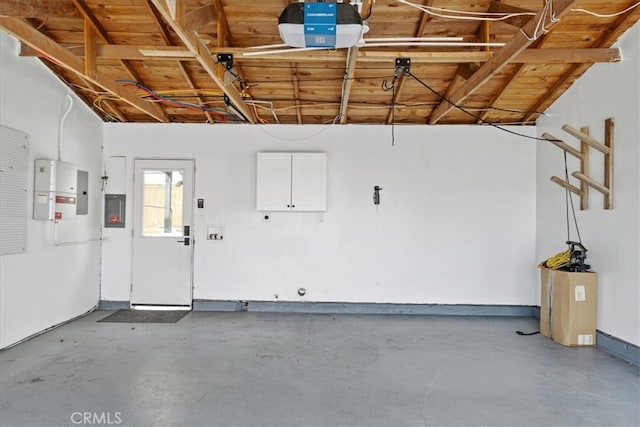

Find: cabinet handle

[287,204,290,208]
[292,205,295,208]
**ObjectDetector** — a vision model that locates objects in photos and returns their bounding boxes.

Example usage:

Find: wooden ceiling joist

[428,0,578,125]
[42,45,620,65]
[385,0,433,124]
[0,0,80,19]
[2,0,637,126]
[291,65,303,125]
[0,16,167,122]
[24,16,127,122]
[523,4,640,123]
[487,2,535,29]
[71,0,169,122]
[144,0,215,124]
[184,4,216,33]
[148,0,256,123]
[339,46,359,124]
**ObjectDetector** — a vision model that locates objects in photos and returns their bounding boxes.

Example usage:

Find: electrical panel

[33,159,77,221]
[76,170,89,215]
[104,194,125,228]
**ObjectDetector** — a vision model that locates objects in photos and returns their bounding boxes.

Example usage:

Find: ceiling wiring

[114,80,243,123]
[406,71,560,143]
[394,0,537,21]
[571,2,640,18]
[253,121,338,142]
[245,100,280,124]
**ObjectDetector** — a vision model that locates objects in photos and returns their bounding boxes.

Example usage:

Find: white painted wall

[0,32,103,348]
[102,124,537,306]
[536,23,640,345]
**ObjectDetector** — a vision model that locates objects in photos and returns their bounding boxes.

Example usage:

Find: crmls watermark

[70,412,122,425]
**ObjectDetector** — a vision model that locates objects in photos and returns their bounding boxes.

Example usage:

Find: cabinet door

[291,153,327,211]
[256,153,292,211]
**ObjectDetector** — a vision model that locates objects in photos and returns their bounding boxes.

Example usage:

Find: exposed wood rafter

[0,0,80,18]
[523,5,640,122]
[71,0,169,122]
[428,0,578,124]
[291,64,302,125]
[339,46,359,124]
[0,16,167,122]
[144,0,215,124]
[148,0,256,123]
[384,0,433,124]
[19,44,621,66]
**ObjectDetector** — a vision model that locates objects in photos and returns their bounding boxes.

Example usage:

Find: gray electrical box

[104,194,125,228]
[76,170,89,215]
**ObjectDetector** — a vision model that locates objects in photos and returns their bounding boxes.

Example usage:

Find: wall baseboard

[191,300,538,317]
[98,300,129,310]
[596,330,640,366]
[193,300,245,312]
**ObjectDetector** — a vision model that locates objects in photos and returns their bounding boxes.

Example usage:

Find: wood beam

[184,4,216,32]
[25,16,127,122]
[149,0,256,123]
[291,65,302,125]
[428,0,577,124]
[0,0,80,18]
[360,0,373,20]
[83,19,96,79]
[145,0,212,123]
[0,17,167,122]
[72,0,169,122]
[487,2,535,28]
[26,44,619,65]
[212,0,232,45]
[480,21,491,52]
[604,118,614,209]
[383,0,433,121]
[523,6,640,123]
[339,46,359,124]
[385,73,406,125]
[177,63,215,124]
[561,124,610,154]
[550,176,583,196]
[474,32,545,125]
[541,132,584,160]
[572,172,610,196]
[145,0,173,45]
[580,127,590,210]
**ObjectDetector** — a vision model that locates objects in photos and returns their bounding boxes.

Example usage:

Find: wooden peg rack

[543,118,614,210]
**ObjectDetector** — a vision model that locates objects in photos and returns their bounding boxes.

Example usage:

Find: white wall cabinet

[257,152,327,211]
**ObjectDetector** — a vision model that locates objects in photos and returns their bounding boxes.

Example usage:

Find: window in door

[141,170,184,237]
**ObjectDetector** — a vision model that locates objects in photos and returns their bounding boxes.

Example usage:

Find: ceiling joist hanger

[149,0,256,123]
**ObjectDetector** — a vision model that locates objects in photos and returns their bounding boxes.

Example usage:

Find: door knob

[176,237,190,246]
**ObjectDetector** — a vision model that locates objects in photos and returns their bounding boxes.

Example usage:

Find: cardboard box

[540,268,597,346]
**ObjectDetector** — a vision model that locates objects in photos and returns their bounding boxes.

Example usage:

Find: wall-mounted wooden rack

[543,118,614,210]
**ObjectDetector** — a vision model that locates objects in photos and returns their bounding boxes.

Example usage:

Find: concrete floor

[0,311,638,427]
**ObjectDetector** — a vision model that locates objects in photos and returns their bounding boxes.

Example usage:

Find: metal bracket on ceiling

[395,58,411,76]
[217,53,234,70]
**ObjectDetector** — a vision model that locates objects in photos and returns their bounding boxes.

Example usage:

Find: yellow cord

[539,250,571,269]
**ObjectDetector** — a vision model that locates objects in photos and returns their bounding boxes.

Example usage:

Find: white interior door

[131,159,194,307]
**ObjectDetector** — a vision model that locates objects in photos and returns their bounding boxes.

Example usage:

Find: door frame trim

[130,157,196,308]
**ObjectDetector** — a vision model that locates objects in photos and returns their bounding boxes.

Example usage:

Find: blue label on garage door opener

[304,2,337,48]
